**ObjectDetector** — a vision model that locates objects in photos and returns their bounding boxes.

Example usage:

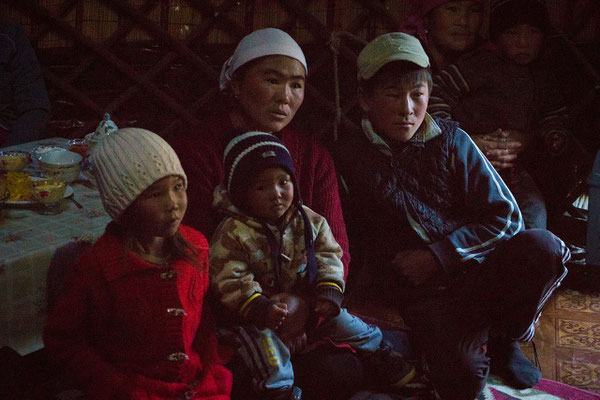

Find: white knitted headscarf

[219,28,308,91]
[91,127,187,220]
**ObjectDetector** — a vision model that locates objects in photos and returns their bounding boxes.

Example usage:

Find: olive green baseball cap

[357,32,430,80]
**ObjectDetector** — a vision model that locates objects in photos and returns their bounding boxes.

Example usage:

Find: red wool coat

[170,115,350,279]
[43,224,232,400]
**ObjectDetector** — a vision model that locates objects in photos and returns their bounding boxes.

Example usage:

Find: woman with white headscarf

[171,28,361,400]
[171,28,350,277]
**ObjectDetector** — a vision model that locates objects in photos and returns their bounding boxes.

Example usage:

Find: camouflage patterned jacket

[209,185,345,324]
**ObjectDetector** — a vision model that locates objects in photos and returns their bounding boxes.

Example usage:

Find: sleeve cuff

[240,294,275,327]
[428,238,462,276]
[315,282,344,315]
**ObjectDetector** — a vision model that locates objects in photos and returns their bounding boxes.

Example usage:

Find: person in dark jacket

[427,0,586,229]
[334,32,570,400]
[0,19,50,147]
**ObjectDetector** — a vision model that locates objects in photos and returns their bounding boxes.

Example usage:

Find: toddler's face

[497,24,544,65]
[133,175,187,239]
[246,167,293,223]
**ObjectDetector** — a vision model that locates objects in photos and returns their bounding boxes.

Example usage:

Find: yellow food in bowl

[6,172,33,201]
[0,174,7,201]
[0,151,30,172]
[31,179,67,204]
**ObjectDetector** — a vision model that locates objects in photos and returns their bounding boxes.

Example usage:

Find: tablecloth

[0,138,111,355]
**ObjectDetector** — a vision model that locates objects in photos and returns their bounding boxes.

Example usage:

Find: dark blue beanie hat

[224,131,298,208]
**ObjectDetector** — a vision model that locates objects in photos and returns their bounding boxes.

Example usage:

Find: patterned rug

[521,288,600,395]
[481,376,600,400]
[351,298,600,400]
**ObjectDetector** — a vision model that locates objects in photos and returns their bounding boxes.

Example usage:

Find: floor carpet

[522,287,600,396]
[349,281,600,399]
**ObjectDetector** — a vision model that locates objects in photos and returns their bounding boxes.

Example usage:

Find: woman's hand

[392,249,440,286]
[264,302,288,331]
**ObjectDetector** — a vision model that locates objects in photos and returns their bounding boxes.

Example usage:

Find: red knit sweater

[43,224,232,400]
[170,115,350,279]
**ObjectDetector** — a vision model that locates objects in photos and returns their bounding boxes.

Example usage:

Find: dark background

[1,0,598,151]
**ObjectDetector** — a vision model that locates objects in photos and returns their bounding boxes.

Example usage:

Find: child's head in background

[490,0,550,65]
[92,128,193,260]
[223,131,298,224]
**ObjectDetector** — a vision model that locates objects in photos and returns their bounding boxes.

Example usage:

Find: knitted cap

[223,131,318,284]
[489,0,550,40]
[219,28,308,91]
[224,131,298,208]
[91,127,187,220]
[357,33,430,81]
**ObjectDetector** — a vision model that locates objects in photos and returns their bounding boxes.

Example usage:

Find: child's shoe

[289,386,302,400]
[366,340,416,390]
[262,386,302,400]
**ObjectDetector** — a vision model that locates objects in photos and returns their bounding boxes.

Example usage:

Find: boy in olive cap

[334,32,570,400]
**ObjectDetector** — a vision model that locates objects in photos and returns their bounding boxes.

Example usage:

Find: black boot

[365,340,416,391]
[488,337,541,389]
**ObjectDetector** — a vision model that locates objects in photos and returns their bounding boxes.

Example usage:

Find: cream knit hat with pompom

[91,127,187,220]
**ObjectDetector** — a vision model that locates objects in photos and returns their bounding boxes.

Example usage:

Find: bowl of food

[67,138,88,159]
[32,145,66,161]
[0,150,31,172]
[39,150,82,183]
[31,179,67,204]
[4,172,33,202]
[31,179,67,214]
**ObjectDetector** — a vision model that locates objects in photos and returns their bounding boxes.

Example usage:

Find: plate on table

[2,176,73,205]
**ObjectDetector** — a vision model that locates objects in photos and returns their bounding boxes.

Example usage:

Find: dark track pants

[403,229,570,400]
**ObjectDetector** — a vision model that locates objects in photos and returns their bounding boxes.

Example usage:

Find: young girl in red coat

[44,128,232,400]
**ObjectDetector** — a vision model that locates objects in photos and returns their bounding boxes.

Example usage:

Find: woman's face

[232,55,306,133]
[427,1,483,55]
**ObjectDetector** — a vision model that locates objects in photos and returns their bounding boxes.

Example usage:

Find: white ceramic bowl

[32,145,66,161]
[39,150,82,183]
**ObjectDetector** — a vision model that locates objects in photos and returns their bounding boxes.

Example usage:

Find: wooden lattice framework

[2,0,599,143]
